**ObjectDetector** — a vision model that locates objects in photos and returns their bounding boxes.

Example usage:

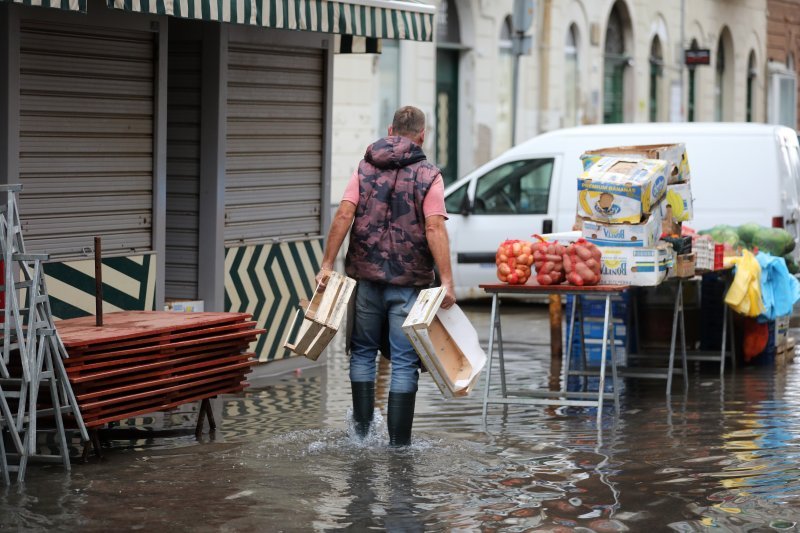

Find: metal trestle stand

[0,185,88,484]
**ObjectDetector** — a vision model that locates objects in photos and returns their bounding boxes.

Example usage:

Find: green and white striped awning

[1,0,86,12]
[109,0,434,41]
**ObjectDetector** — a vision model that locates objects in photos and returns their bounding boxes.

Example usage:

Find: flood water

[3,303,800,531]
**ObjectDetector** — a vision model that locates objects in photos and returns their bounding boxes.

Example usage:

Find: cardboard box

[694,236,715,271]
[582,143,690,183]
[599,245,673,286]
[402,287,486,398]
[776,315,790,348]
[671,253,696,278]
[577,157,669,224]
[165,300,205,312]
[659,181,694,223]
[284,271,356,361]
[581,209,662,247]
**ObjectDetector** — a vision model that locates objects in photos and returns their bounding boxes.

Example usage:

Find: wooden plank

[79,376,245,421]
[78,376,249,419]
[65,339,253,376]
[72,353,252,392]
[63,330,260,365]
[64,321,259,357]
[77,361,255,406]
[69,346,252,384]
[56,311,253,347]
[83,382,245,428]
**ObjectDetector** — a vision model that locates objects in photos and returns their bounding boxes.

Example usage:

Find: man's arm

[315,201,356,286]
[425,214,456,309]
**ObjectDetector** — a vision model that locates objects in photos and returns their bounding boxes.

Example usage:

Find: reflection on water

[2,304,800,531]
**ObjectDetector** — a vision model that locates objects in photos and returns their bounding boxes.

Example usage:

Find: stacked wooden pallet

[777,336,797,367]
[56,311,263,428]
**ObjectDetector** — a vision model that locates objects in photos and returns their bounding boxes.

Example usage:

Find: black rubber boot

[387,391,416,447]
[351,381,375,438]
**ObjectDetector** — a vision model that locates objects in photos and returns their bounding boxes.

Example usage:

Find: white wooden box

[283,271,356,360]
[402,287,487,398]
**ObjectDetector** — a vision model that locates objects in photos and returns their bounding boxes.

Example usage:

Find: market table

[479,282,631,426]
[577,277,690,394]
[629,269,735,375]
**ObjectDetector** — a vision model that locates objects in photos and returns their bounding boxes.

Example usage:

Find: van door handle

[542,219,553,234]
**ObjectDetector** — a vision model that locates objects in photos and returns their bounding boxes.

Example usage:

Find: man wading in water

[316,105,456,446]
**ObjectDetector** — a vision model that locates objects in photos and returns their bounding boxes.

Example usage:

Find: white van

[444,122,800,299]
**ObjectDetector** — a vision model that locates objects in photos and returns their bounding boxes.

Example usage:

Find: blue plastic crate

[568,320,627,342]
[569,341,627,367]
[565,293,630,319]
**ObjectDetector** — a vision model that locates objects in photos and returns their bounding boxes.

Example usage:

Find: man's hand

[440,282,456,309]
[315,266,333,292]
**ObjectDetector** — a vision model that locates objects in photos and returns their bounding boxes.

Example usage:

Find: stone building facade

[331,0,771,199]
[766,0,800,129]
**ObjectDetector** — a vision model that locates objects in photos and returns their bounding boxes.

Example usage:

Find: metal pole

[94,236,103,327]
[680,0,685,121]
[512,48,519,146]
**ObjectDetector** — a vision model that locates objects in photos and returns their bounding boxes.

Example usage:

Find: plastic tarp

[755,251,800,321]
[724,250,765,318]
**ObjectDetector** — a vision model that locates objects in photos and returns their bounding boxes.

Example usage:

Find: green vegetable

[752,227,795,256]
[709,226,739,248]
[736,222,761,246]
[784,254,799,275]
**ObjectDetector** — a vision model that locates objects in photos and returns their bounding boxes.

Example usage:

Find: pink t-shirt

[341,170,447,218]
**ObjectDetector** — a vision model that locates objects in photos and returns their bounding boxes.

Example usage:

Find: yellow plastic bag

[724,250,765,317]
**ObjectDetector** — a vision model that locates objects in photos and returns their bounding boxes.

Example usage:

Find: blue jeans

[349,280,421,393]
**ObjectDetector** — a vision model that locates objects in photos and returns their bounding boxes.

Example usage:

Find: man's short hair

[392,106,426,137]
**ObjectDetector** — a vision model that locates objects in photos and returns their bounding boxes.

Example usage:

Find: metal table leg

[561,295,578,393]
[608,301,620,413]
[720,297,728,375]
[596,295,611,426]
[482,294,499,423]
[496,299,507,397]
[665,278,689,394]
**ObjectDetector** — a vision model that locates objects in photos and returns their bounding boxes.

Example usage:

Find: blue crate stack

[564,292,634,393]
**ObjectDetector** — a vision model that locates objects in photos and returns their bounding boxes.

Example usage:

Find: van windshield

[473,158,555,215]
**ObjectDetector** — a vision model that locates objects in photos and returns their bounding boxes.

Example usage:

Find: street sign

[512,0,534,33]
[685,48,711,66]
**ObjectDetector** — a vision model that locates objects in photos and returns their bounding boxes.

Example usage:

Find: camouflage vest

[345,136,441,287]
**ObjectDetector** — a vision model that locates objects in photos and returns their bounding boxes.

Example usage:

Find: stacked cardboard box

[577,143,694,285]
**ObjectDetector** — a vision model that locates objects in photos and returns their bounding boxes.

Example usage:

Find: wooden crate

[284,271,356,360]
[777,336,797,367]
[402,287,486,398]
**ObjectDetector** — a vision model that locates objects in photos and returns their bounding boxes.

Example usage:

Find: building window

[714,40,724,121]
[497,15,514,154]
[565,24,580,126]
[746,50,756,122]
[436,0,460,44]
[604,3,627,124]
[435,0,460,184]
[649,37,663,122]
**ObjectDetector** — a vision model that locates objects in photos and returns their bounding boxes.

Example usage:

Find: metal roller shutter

[225,40,324,245]
[165,39,201,300]
[18,20,155,259]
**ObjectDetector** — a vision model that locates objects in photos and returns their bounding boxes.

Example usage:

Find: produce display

[495,239,533,284]
[699,223,798,273]
[563,239,602,286]
[531,237,566,285]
